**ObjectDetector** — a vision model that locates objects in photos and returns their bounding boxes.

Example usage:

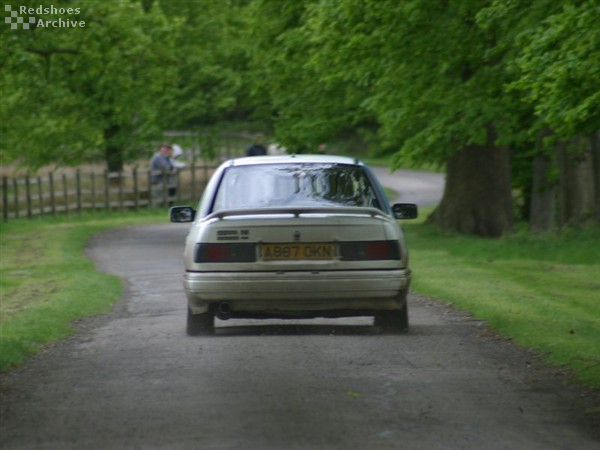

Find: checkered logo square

[4,5,36,30]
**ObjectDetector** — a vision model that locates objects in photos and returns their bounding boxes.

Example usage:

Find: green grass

[0,210,167,370]
[404,209,600,388]
[1,208,599,391]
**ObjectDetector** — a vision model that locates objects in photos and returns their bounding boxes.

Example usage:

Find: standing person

[170,144,187,169]
[168,144,187,199]
[150,144,174,205]
[245,133,267,156]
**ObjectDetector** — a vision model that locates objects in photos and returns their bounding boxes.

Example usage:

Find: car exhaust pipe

[217,302,231,318]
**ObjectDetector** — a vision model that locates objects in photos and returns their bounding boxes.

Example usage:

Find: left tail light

[195,243,256,263]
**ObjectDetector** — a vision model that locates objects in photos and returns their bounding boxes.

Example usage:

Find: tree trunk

[590,131,600,224]
[529,154,556,232]
[104,125,124,173]
[427,131,513,237]
[557,137,594,226]
[141,0,153,13]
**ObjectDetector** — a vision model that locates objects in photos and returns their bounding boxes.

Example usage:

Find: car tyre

[187,307,215,336]
[374,303,409,334]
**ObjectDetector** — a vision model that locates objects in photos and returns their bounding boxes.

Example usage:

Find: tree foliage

[1,0,177,171]
[1,0,598,233]
[507,1,600,138]
[159,0,249,129]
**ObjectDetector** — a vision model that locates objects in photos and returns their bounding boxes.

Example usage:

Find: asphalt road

[370,167,445,206]
[1,169,598,449]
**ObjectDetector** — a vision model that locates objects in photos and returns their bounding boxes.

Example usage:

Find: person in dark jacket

[245,133,267,156]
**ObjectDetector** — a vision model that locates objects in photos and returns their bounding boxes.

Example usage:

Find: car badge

[294,231,301,241]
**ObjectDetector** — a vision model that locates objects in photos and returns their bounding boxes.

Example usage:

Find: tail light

[339,240,401,261]
[195,243,256,262]
[195,241,401,262]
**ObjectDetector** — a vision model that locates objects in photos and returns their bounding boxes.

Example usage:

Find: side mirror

[170,206,196,223]
[392,203,418,220]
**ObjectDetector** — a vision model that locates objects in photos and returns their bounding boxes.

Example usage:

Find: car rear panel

[183,210,410,313]
[184,211,407,272]
[184,269,409,314]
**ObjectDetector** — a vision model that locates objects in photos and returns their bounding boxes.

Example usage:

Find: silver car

[170,155,418,335]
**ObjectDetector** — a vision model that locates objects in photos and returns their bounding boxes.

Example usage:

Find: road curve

[371,166,445,206]
[1,172,598,450]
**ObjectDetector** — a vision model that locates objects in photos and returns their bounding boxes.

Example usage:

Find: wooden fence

[1,162,220,222]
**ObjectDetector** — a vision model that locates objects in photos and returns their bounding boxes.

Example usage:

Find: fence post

[13,178,19,219]
[191,163,197,201]
[25,174,32,219]
[147,170,153,207]
[62,173,69,214]
[76,169,82,214]
[37,176,43,216]
[104,170,109,211]
[2,177,8,222]
[49,172,56,216]
[118,171,124,212]
[161,168,167,207]
[133,167,139,211]
[91,172,96,211]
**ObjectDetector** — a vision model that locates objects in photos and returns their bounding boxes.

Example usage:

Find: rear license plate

[261,243,335,260]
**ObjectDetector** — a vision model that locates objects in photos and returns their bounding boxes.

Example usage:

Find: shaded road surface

[1,171,598,450]
[371,166,445,206]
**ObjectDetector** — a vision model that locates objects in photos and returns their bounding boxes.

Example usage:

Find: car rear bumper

[184,269,410,314]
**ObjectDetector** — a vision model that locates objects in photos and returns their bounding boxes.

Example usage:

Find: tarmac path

[1,168,598,449]
[371,166,445,206]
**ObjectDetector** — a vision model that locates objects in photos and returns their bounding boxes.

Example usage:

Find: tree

[244,0,599,235]
[239,0,378,151]
[514,1,600,226]
[158,0,249,131]
[486,0,600,227]
[3,0,597,231]
[299,0,517,236]
[1,0,177,172]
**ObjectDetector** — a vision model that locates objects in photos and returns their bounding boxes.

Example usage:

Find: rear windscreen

[212,163,382,211]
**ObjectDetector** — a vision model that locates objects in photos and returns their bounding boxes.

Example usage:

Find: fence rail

[1,162,220,221]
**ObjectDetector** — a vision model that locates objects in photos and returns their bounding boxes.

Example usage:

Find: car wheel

[187,307,215,336]
[374,303,409,334]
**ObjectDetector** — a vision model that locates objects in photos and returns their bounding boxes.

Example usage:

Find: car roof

[227,154,365,167]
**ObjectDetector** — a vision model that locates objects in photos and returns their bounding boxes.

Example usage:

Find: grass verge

[405,208,600,389]
[0,210,166,371]
[1,208,599,392]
